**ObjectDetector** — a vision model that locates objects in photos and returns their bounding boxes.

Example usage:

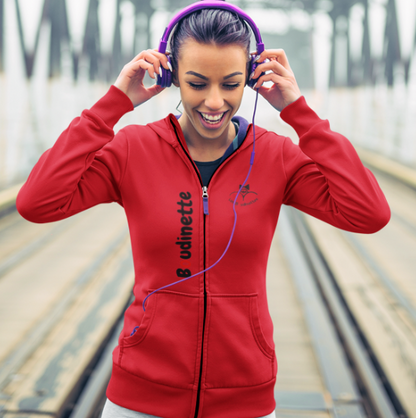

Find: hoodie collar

[147,113,267,159]
[220,115,249,163]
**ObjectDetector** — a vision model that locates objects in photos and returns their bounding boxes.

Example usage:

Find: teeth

[201,112,224,122]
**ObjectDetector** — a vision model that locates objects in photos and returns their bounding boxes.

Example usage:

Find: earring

[176,100,183,114]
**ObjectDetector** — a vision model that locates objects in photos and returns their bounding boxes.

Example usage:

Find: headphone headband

[158,1,264,55]
[156,0,265,88]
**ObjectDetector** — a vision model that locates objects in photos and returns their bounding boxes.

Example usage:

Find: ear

[172,71,180,88]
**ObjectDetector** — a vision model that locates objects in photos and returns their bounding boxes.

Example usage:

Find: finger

[128,59,156,79]
[138,50,164,77]
[273,49,291,69]
[255,49,286,61]
[148,49,172,72]
[129,49,158,64]
[126,60,156,79]
[147,83,165,96]
[128,49,166,77]
[252,72,286,89]
[255,49,291,70]
[254,83,270,98]
[129,49,171,72]
[251,60,291,80]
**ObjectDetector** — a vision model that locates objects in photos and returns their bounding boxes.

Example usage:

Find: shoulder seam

[280,136,289,184]
[82,109,114,134]
[118,130,129,190]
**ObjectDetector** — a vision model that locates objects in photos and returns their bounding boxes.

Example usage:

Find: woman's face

[175,39,247,147]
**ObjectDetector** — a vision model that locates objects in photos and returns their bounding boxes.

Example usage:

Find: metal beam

[83,0,101,81]
[111,0,122,81]
[0,0,4,73]
[361,0,374,85]
[384,0,401,86]
[48,0,70,78]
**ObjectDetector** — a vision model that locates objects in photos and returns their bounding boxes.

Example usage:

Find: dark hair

[169,8,251,77]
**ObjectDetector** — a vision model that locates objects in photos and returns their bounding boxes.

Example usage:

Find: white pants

[101,398,277,418]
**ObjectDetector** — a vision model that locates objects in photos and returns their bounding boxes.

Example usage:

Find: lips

[197,110,228,127]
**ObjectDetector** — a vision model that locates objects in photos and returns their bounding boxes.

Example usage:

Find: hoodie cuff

[279,96,323,138]
[89,85,134,129]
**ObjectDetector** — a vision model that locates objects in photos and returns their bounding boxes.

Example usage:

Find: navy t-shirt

[194,121,239,186]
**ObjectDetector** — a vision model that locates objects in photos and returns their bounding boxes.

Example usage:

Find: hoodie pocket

[205,294,275,388]
[119,290,201,388]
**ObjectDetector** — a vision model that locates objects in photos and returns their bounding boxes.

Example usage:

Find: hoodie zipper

[169,122,206,418]
[171,119,248,418]
[202,186,209,215]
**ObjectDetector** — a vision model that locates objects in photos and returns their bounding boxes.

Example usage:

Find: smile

[198,111,228,125]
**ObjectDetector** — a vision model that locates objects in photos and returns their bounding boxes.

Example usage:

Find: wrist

[112,83,134,105]
[282,93,302,111]
[90,85,134,128]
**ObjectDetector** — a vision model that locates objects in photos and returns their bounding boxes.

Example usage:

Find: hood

[147,113,268,155]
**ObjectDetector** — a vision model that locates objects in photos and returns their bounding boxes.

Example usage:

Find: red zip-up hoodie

[16,86,390,418]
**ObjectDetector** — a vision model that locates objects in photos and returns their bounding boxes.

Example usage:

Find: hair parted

[169,7,251,75]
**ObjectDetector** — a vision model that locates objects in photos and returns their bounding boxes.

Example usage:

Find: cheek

[230,88,244,106]
[181,89,200,109]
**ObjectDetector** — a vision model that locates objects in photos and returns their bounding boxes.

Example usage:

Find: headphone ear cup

[247,55,265,88]
[157,56,172,88]
[247,56,257,88]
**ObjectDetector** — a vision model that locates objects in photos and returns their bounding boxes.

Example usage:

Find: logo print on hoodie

[229,184,258,206]
[176,192,193,278]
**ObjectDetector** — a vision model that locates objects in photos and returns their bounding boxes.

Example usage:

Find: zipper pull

[130,326,139,336]
[202,186,209,215]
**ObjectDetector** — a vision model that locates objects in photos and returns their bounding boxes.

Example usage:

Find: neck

[178,115,235,162]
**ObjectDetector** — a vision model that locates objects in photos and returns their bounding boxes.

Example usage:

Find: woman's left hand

[249,49,302,111]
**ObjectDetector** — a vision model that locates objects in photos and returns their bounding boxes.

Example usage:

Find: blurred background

[1,0,416,189]
[1,1,416,418]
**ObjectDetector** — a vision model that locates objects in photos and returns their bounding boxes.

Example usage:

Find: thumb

[147,84,166,97]
[254,85,269,98]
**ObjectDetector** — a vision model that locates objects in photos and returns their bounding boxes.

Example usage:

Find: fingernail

[167,61,173,72]
[253,81,257,89]
[254,55,261,62]
[159,67,163,77]
[249,71,255,80]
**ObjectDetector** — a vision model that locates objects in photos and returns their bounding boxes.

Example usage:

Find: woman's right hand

[113,49,171,107]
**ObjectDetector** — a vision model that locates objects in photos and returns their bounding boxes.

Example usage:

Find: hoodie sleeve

[279,96,390,234]
[16,85,134,223]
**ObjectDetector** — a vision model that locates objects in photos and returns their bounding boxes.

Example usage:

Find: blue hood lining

[174,114,249,164]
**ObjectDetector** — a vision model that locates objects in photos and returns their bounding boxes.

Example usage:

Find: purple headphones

[156,0,265,88]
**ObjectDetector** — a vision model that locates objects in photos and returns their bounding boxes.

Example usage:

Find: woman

[16,2,390,418]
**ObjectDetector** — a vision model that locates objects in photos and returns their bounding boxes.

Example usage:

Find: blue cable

[142,89,260,313]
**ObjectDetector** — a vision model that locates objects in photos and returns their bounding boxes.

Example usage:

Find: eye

[188,82,206,90]
[224,83,241,90]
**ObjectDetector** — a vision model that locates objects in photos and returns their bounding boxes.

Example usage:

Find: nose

[205,85,224,110]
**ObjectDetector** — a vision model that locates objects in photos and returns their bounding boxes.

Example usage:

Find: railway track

[286,209,403,418]
[301,167,416,418]
[0,204,135,418]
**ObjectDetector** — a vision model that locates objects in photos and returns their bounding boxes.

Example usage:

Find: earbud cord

[142,89,260,312]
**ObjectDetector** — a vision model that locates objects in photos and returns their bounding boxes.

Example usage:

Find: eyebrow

[185,71,243,80]
[224,71,243,80]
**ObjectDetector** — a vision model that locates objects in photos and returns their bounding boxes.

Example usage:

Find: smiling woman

[168,4,252,164]
[15,1,390,418]
[175,41,247,162]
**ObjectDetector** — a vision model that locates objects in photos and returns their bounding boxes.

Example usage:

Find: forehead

[178,39,248,69]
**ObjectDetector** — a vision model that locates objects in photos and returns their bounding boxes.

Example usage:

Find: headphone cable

[142,89,260,312]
